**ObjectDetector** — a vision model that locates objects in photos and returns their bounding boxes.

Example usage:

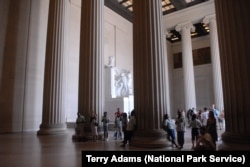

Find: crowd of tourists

[162,104,224,151]
[75,104,224,151]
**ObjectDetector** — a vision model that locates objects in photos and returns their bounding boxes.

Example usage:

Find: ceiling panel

[105,0,210,42]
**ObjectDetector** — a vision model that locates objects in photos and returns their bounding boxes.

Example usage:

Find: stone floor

[0,127,225,167]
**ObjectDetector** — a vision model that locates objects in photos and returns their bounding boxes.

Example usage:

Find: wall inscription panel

[173,47,211,68]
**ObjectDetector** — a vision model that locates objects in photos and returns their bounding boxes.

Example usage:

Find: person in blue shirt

[211,104,220,119]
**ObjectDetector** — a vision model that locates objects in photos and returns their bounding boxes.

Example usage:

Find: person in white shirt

[201,107,209,126]
[163,114,179,148]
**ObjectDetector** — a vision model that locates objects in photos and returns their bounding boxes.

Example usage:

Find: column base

[72,134,87,141]
[130,129,172,148]
[218,132,250,150]
[72,124,87,141]
[72,125,104,141]
[37,123,67,135]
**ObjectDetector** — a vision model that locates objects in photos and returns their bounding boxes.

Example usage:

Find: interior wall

[65,1,133,122]
[170,36,214,116]
[104,7,133,72]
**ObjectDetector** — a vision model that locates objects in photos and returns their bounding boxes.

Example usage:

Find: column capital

[202,14,216,25]
[164,29,172,38]
[175,21,195,32]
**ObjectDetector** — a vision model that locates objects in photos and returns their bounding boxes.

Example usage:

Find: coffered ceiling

[104,0,210,43]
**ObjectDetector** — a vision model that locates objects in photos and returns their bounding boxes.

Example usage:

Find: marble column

[214,0,250,150]
[203,14,224,112]
[163,31,171,114]
[37,0,67,135]
[77,0,104,137]
[176,22,197,111]
[132,0,169,148]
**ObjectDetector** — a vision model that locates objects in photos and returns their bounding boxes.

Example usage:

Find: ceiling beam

[105,0,210,23]
[104,0,132,22]
[170,0,187,10]
[187,0,209,7]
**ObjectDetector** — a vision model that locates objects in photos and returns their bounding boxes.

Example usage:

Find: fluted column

[165,30,174,114]
[203,14,224,112]
[176,22,196,110]
[77,0,104,136]
[214,0,250,150]
[38,0,67,135]
[163,31,171,113]
[132,0,169,148]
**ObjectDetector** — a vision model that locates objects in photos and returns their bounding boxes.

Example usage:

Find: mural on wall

[173,47,211,68]
[104,60,133,98]
[193,47,211,66]
[104,66,134,119]
[113,68,133,97]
